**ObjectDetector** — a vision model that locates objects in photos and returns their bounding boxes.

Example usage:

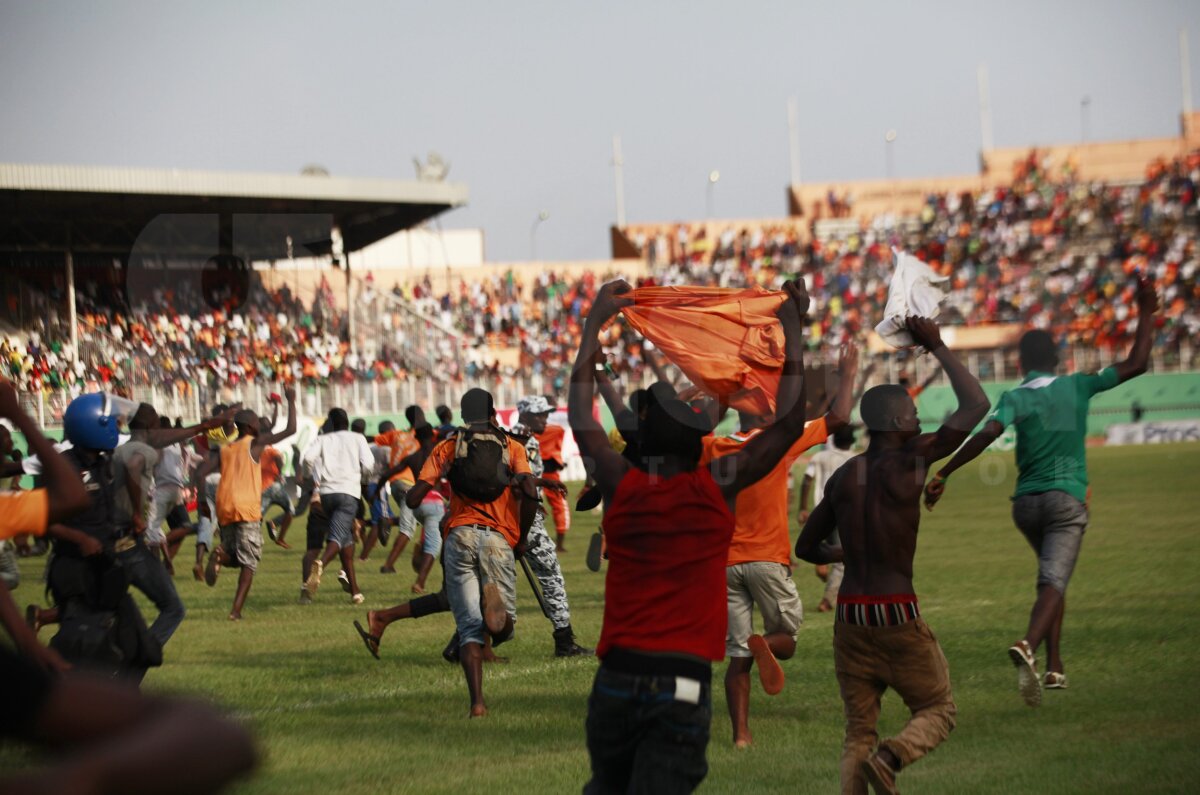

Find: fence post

[372,381,380,415]
[37,390,45,428]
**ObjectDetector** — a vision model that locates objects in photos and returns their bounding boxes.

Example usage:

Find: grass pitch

[7,442,1200,793]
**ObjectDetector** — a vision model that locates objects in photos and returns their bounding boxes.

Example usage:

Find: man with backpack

[405,388,539,718]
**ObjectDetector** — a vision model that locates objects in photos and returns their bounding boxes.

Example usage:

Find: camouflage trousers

[524,512,572,630]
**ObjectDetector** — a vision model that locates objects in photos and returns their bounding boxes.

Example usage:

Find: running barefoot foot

[25,605,41,633]
[734,735,753,749]
[228,612,242,621]
[411,583,425,595]
[748,634,785,696]
[379,566,396,575]
[817,598,834,613]
[481,647,509,664]
[814,564,829,582]
[469,704,488,718]
[275,538,291,549]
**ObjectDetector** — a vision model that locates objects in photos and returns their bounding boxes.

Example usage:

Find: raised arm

[1113,276,1160,383]
[712,280,809,503]
[825,342,859,432]
[0,379,88,523]
[906,317,990,464]
[146,409,234,450]
[257,388,297,447]
[592,350,628,421]
[569,281,635,500]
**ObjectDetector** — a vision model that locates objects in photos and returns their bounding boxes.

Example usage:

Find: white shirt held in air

[302,430,374,497]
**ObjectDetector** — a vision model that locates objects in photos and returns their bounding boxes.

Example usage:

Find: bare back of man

[795,316,989,795]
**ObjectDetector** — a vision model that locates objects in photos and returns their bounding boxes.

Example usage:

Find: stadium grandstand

[3,120,1199,434]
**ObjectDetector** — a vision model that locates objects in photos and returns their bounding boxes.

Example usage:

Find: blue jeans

[320,492,359,549]
[117,539,185,647]
[584,666,712,794]
[1012,490,1088,594]
[443,525,516,646]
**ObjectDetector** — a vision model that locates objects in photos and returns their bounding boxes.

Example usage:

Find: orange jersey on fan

[535,424,565,468]
[700,416,828,566]
[375,428,420,483]
[417,436,531,547]
[260,446,283,490]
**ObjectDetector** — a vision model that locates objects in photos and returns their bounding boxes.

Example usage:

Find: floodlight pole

[787,97,802,186]
[1182,29,1194,116]
[65,224,78,358]
[977,64,994,153]
[612,136,627,228]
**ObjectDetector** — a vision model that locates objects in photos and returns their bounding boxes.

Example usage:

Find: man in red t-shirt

[569,279,814,794]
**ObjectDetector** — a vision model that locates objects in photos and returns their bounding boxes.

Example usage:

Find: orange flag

[621,286,787,415]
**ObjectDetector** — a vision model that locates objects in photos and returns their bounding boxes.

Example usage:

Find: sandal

[353,619,381,660]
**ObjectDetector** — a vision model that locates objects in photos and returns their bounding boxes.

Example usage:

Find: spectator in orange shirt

[700,342,857,748]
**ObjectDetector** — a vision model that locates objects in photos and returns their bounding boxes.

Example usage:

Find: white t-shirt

[301,431,373,497]
[805,447,857,505]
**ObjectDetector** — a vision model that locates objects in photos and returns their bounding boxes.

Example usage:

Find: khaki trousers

[833,618,956,795]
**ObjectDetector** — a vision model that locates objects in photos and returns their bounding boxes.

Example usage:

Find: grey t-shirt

[112,440,159,532]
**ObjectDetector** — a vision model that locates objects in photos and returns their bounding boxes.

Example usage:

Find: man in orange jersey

[701,341,857,748]
[195,388,296,621]
[405,388,539,718]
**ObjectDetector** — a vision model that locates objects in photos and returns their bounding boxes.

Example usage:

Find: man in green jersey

[924,276,1158,707]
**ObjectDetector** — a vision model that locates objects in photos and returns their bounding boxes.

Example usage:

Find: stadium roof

[0,163,469,258]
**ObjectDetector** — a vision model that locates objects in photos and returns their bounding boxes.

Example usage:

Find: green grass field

[7,443,1200,793]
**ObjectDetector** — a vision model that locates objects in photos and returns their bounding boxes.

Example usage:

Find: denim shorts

[443,524,517,647]
[415,501,445,558]
[366,483,392,524]
[321,492,359,549]
[260,482,294,517]
[388,481,418,539]
[1012,490,1088,594]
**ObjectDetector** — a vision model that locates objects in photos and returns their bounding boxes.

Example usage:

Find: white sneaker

[338,569,352,594]
[1044,671,1068,689]
[1008,640,1042,707]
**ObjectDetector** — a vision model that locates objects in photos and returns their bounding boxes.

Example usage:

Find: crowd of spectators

[4,149,1198,401]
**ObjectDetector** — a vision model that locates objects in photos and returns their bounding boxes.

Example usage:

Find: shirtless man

[795,316,990,795]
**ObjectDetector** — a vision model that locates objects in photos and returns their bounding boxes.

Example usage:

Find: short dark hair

[1019,330,1059,372]
[436,405,453,423]
[128,403,156,431]
[860,385,912,433]
[378,420,395,434]
[460,389,494,423]
[212,404,228,416]
[404,405,423,426]
[351,418,366,434]
[831,425,856,450]
[328,408,350,431]
[159,416,172,429]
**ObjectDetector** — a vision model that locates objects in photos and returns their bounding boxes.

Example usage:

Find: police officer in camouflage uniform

[511,396,591,657]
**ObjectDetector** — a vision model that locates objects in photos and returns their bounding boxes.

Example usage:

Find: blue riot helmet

[62,393,139,451]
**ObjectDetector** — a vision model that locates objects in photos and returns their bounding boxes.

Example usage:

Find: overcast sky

[3,1,1199,262]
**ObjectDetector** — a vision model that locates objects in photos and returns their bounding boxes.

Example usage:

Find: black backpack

[447,427,513,502]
